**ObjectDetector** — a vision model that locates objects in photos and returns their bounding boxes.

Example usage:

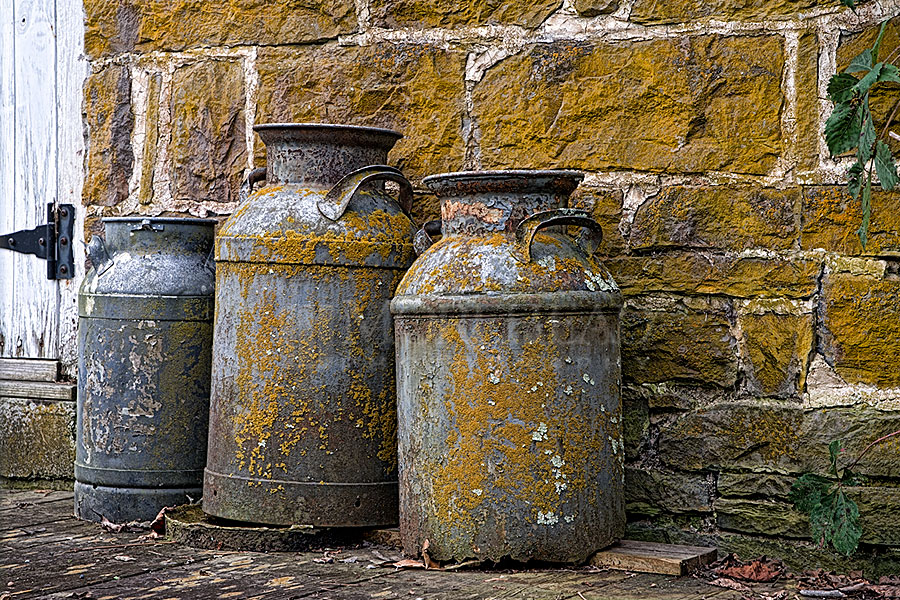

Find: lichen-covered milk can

[76,217,215,523]
[203,123,416,527]
[392,170,624,563]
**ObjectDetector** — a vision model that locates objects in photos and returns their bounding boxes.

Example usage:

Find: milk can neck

[256,124,402,187]
[102,218,216,254]
[424,170,585,236]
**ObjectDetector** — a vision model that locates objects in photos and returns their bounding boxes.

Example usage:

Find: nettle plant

[789,19,900,556]
[824,20,900,246]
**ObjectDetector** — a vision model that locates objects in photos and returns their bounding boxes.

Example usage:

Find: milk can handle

[413,220,442,255]
[317,165,413,222]
[239,167,268,203]
[87,236,114,276]
[513,209,603,263]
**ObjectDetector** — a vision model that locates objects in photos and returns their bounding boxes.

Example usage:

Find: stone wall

[81,0,900,572]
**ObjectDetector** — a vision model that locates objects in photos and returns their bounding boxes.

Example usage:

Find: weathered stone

[138,73,162,207]
[852,486,900,546]
[630,187,799,251]
[410,192,440,229]
[573,0,618,16]
[607,252,821,299]
[630,0,820,25]
[820,272,900,387]
[0,399,75,480]
[84,0,357,58]
[570,187,625,255]
[472,36,784,175]
[83,65,134,209]
[625,467,712,517]
[802,186,900,256]
[626,520,900,577]
[658,401,900,477]
[622,302,737,386]
[836,17,900,154]
[622,389,649,461]
[256,44,466,180]
[716,498,808,538]
[369,0,561,28]
[739,310,814,397]
[631,382,714,411]
[796,30,820,173]
[718,472,794,499]
[169,60,247,205]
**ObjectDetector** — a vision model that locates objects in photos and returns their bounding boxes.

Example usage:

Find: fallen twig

[799,583,867,598]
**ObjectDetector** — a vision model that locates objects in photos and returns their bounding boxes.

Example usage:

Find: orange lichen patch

[423,317,621,530]
[442,200,506,225]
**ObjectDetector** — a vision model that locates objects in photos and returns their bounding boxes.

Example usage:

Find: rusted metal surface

[76,218,216,523]
[203,123,416,527]
[391,170,625,564]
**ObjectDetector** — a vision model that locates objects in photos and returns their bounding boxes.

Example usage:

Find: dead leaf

[113,555,136,562]
[392,559,426,569]
[422,538,441,570]
[715,555,784,583]
[99,516,127,533]
[149,506,174,535]
[709,577,753,594]
[137,531,163,541]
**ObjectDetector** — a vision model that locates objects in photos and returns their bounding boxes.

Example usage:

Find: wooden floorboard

[0,489,756,600]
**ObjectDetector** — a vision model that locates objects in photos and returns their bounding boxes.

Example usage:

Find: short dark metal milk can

[391,170,624,563]
[203,123,416,527]
[76,217,215,523]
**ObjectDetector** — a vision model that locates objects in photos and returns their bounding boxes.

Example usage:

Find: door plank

[0,357,59,381]
[55,0,87,377]
[0,0,16,357]
[9,0,59,359]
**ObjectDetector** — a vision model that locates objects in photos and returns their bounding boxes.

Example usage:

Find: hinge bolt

[38,238,45,246]
[7,238,14,247]
[60,237,68,246]
[59,265,68,274]
[60,208,68,218]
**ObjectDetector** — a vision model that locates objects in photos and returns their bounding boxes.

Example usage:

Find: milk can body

[203,124,415,527]
[76,217,215,523]
[391,171,624,563]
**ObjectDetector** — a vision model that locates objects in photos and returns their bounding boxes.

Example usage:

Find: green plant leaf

[829,489,862,556]
[840,0,855,7]
[829,439,842,476]
[847,48,873,74]
[859,175,872,248]
[878,63,900,83]
[856,62,884,95]
[848,161,864,199]
[857,108,876,163]
[872,21,889,63]
[828,72,859,102]
[875,140,899,190]
[790,473,831,514]
[826,102,861,156]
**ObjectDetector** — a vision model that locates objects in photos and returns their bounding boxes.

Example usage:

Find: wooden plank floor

[0,488,762,600]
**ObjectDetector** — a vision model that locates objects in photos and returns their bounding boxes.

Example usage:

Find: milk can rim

[102,217,217,226]
[253,122,403,140]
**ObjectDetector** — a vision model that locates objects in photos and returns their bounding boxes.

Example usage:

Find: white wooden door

[0,0,85,374]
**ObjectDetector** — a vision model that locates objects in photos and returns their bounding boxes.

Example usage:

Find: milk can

[76,217,215,523]
[203,123,416,527]
[391,170,624,563]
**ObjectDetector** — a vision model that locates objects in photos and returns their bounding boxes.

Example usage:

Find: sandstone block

[83,65,133,209]
[606,253,821,299]
[169,60,247,205]
[472,36,784,175]
[739,310,814,397]
[630,186,799,251]
[621,302,737,386]
[658,402,900,477]
[0,399,75,480]
[84,0,357,58]
[573,0,618,16]
[369,0,561,28]
[630,0,820,25]
[626,467,712,516]
[256,44,466,181]
[795,30,820,173]
[802,186,900,256]
[718,472,794,499]
[570,187,625,255]
[820,272,900,387]
[716,498,808,538]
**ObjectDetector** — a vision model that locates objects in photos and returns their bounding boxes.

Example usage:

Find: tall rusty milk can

[392,170,624,563]
[76,217,216,523]
[203,123,416,527]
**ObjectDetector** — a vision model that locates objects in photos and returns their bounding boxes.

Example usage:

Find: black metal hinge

[0,203,75,279]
